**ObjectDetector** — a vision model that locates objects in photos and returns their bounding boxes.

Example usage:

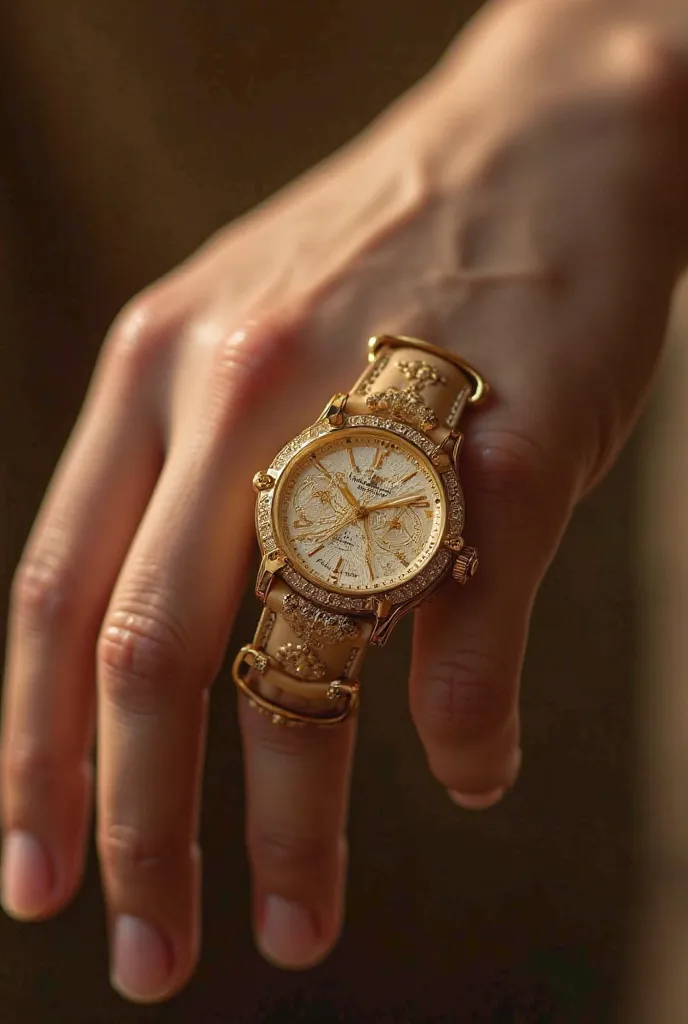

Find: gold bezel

[254,413,465,614]
[272,426,446,597]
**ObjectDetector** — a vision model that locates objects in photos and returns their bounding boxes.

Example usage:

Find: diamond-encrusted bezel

[254,414,465,613]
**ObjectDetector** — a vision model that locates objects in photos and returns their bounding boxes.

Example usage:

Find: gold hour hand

[296,509,359,545]
[333,475,361,511]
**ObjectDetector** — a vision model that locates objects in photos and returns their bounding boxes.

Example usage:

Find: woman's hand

[2,0,686,1004]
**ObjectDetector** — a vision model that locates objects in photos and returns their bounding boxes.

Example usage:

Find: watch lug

[451,432,464,463]
[430,450,452,473]
[370,601,407,646]
[318,392,348,427]
[432,431,464,472]
[255,549,287,601]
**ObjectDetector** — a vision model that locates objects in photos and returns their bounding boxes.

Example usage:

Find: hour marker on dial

[313,457,332,479]
[277,430,445,594]
[372,447,391,470]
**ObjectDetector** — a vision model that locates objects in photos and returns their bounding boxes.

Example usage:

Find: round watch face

[274,428,446,595]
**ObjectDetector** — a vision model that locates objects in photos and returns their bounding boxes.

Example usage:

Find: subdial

[370,507,423,554]
[292,474,347,528]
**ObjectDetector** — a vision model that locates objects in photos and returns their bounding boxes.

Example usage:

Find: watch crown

[252,471,274,492]
[452,546,479,584]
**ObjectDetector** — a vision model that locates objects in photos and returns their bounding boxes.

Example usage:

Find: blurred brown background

[0,1,665,1021]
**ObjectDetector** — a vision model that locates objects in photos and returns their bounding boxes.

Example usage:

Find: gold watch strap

[233,579,372,725]
[235,335,485,725]
[345,335,480,446]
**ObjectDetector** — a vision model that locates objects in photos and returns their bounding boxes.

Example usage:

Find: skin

[2,0,688,1005]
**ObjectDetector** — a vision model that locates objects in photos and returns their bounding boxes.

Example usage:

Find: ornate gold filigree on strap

[282,593,361,647]
[354,353,390,395]
[275,642,327,680]
[278,594,360,683]
[365,358,447,432]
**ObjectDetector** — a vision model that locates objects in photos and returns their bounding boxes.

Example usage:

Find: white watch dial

[275,429,446,594]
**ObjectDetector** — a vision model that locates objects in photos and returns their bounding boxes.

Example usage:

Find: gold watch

[232,334,488,726]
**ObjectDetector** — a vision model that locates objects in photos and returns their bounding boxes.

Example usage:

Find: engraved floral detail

[366,359,447,432]
[251,650,269,675]
[276,642,327,680]
[397,360,447,389]
[354,354,390,395]
[282,593,360,646]
[276,595,360,685]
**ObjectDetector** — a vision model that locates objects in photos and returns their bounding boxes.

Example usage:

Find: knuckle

[465,427,552,507]
[603,25,688,115]
[248,828,333,878]
[248,715,346,762]
[12,551,76,633]
[106,287,183,375]
[199,312,305,437]
[425,645,514,745]
[97,823,195,879]
[98,603,191,715]
[4,742,64,796]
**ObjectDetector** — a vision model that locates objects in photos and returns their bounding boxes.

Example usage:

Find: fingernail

[448,787,506,810]
[111,914,173,1002]
[1,830,56,918]
[448,748,523,811]
[259,895,320,967]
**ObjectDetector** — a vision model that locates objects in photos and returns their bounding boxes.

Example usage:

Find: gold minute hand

[364,493,428,514]
[362,512,376,579]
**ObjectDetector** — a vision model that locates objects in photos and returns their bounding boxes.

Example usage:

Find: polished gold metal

[319,392,348,427]
[431,450,452,472]
[254,415,465,608]
[232,646,360,726]
[368,334,489,405]
[397,359,447,390]
[452,546,479,584]
[270,426,448,599]
[281,593,361,646]
[252,471,274,492]
[326,680,359,702]
[238,335,487,721]
[365,357,446,432]
[276,642,327,680]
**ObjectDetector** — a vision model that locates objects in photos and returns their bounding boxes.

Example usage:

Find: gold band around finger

[232,646,360,727]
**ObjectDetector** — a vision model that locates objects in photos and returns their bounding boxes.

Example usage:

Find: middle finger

[97,432,254,1003]
[238,577,370,969]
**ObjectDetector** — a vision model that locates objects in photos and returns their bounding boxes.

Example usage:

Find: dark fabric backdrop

[0,2,635,1021]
